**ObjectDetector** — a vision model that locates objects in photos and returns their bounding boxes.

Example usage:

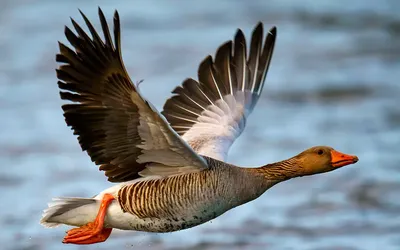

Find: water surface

[0,0,399,249]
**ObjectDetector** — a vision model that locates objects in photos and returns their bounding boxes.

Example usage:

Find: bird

[40,7,359,245]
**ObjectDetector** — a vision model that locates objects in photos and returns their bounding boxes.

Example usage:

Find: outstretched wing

[57,8,207,182]
[162,23,277,161]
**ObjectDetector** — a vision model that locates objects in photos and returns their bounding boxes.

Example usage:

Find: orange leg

[62,193,114,245]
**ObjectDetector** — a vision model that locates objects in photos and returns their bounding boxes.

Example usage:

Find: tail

[40,197,99,228]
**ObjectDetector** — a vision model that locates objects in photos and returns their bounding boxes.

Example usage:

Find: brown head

[295,146,358,176]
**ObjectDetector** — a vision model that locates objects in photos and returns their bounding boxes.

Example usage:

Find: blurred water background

[0,0,399,249]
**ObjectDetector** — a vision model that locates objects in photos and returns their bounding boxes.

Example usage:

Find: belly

[104,200,227,232]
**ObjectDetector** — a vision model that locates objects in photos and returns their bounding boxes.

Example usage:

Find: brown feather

[56,8,146,182]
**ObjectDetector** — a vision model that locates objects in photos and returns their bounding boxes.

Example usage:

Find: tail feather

[40,197,97,228]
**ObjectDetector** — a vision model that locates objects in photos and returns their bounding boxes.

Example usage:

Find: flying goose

[40,8,359,244]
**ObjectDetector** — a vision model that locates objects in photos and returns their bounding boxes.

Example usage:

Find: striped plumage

[116,157,271,232]
[40,8,359,245]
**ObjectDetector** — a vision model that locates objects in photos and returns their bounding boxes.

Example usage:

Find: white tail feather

[40,197,99,228]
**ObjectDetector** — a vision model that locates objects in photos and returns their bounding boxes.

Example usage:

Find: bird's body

[45,158,274,232]
[40,8,359,245]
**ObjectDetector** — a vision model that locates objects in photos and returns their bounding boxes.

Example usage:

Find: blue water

[1,0,399,249]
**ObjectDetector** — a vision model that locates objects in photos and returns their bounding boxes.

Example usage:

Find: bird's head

[295,146,359,176]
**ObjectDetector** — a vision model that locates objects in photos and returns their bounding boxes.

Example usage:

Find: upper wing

[162,23,277,161]
[57,8,207,182]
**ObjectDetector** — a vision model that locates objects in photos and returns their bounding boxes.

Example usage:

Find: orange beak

[331,150,359,168]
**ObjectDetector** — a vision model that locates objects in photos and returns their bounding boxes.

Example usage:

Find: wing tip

[268,26,277,37]
[113,9,120,20]
[234,28,245,41]
[97,6,105,17]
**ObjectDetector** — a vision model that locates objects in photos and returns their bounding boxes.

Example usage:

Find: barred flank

[117,168,216,219]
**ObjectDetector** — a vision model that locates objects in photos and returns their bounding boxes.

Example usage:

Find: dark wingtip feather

[234,28,245,42]
[113,10,120,34]
[64,26,80,48]
[198,55,213,73]
[253,22,263,33]
[254,25,277,96]
[113,10,121,54]
[64,25,71,36]
[69,17,75,26]
[57,80,65,89]
[79,9,91,25]
[268,26,277,37]
[252,22,263,38]
[56,42,68,62]
[97,7,114,49]
[78,9,92,29]
[213,41,233,95]
[114,10,120,20]
[56,54,68,64]
[97,6,103,16]
[70,17,91,41]
[215,41,233,59]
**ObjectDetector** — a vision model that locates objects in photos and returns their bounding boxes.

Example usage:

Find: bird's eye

[317,149,324,155]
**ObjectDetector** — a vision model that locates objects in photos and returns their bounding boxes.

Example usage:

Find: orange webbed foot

[62,193,114,245]
[63,225,112,244]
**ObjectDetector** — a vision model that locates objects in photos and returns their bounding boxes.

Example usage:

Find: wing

[56,8,208,183]
[162,23,277,161]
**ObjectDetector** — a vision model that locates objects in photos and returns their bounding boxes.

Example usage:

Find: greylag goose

[40,8,359,245]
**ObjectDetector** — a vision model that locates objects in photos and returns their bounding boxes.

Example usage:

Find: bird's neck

[217,158,304,209]
[248,157,302,183]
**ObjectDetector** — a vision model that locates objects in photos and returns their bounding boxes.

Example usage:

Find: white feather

[181,92,252,161]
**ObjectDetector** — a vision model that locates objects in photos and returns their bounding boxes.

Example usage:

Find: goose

[40,8,359,245]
